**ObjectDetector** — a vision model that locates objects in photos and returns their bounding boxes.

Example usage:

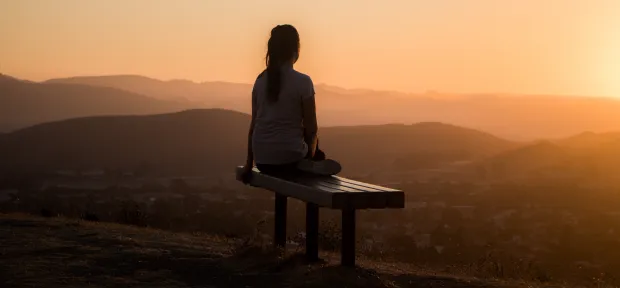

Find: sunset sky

[1,0,619,97]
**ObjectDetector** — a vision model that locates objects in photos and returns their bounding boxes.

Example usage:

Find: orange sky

[1,0,619,97]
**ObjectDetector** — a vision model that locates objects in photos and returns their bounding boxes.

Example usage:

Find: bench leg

[305,203,319,261]
[341,208,356,267]
[274,194,287,248]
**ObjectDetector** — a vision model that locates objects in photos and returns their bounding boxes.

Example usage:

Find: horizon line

[3,72,619,100]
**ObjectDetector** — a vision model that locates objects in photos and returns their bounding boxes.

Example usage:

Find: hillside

[554,131,620,149]
[0,109,250,175]
[0,109,516,176]
[0,213,529,288]
[319,122,518,174]
[45,75,252,111]
[0,75,197,132]
[0,73,27,83]
[43,75,620,140]
[5,106,619,182]
[470,135,620,183]
[476,141,570,179]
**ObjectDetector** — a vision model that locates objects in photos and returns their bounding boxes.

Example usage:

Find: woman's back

[240,24,341,180]
[251,63,315,165]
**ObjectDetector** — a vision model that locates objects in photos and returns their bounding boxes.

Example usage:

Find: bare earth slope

[0,214,525,288]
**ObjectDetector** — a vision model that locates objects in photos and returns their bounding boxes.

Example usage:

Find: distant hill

[472,134,620,183]
[45,75,252,111]
[0,73,26,83]
[0,75,197,132]
[43,74,620,140]
[486,141,569,172]
[319,122,517,173]
[554,131,620,149]
[0,109,249,175]
[576,137,620,176]
[0,109,516,176]
[470,141,567,182]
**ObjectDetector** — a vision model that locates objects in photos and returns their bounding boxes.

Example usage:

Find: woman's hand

[240,164,253,184]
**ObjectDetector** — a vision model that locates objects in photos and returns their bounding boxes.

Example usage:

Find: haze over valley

[4,73,620,141]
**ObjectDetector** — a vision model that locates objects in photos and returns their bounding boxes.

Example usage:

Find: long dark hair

[265,24,300,102]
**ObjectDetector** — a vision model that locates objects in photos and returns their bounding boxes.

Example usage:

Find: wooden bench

[235,166,405,267]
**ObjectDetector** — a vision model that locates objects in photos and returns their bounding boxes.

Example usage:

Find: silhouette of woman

[241,24,341,182]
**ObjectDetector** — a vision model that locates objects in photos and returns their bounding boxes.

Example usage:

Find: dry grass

[0,213,564,288]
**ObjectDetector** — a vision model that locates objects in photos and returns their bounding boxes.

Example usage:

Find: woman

[241,24,341,183]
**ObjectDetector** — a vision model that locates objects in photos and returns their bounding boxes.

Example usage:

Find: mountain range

[0,107,618,184]
[4,73,620,140]
[2,72,620,180]
[0,109,515,176]
[0,74,195,132]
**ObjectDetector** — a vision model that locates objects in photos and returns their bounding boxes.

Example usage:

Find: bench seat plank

[235,166,405,209]
[332,176,401,192]
[321,178,384,192]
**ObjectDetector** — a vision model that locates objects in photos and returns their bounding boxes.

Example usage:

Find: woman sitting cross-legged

[240,24,341,183]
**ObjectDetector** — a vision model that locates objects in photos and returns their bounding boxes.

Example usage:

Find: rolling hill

[45,75,252,111]
[471,133,620,183]
[319,122,518,174]
[479,141,571,179]
[0,74,198,132]
[5,71,619,181]
[554,131,620,150]
[0,109,517,176]
[0,109,250,175]
[44,74,620,140]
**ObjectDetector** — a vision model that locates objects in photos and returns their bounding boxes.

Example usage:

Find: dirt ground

[0,213,548,288]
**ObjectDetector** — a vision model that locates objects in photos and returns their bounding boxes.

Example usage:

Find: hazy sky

[1,0,619,96]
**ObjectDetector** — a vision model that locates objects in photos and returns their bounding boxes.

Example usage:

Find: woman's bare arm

[245,87,258,167]
[302,82,318,158]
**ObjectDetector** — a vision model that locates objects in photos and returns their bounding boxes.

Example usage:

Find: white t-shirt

[251,64,315,165]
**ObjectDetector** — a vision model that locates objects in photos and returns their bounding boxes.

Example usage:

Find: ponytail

[264,24,300,103]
